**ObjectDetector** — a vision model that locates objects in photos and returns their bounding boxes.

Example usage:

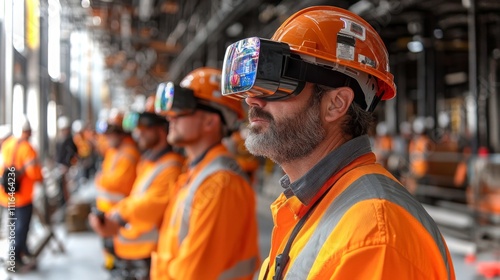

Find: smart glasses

[155,82,197,117]
[96,120,108,134]
[154,81,226,122]
[221,37,363,103]
[122,112,140,132]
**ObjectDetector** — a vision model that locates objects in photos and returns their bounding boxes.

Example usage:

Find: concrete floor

[0,184,498,280]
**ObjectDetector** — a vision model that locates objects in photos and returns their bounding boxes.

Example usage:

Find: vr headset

[155,82,227,123]
[155,82,197,117]
[221,37,381,111]
[122,111,168,132]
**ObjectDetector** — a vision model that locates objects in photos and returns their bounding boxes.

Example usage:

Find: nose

[245,96,266,108]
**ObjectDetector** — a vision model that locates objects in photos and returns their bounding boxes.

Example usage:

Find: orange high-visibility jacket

[95,136,140,213]
[112,147,184,260]
[151,144,260,280]
[0,136,43,207]
[259,136,455,280]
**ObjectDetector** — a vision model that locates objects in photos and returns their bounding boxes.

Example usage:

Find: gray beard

[245,103,325,164]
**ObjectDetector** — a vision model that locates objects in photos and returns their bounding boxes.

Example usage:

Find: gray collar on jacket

[280,135,373,206]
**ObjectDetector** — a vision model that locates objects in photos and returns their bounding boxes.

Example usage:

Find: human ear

[324,87,354,123]
[203,112,219,129]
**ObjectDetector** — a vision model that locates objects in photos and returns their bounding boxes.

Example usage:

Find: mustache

[248,107,274,122]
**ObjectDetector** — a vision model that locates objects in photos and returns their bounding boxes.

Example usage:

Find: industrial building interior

[1,0,500,279]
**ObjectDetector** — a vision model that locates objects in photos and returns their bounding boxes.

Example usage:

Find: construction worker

[55,116,78,205]
[221,6,455,279]
[373,121,393,169]
[0,117,43,272]
[408,117,434,186]
[72,120,96,180]
[55,116,78,170]
[94,108,141,270]
[152,67,260,279]
[90,98,184,279]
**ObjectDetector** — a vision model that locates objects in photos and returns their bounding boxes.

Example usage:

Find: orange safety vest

[151,144,260,280]
[95,136,140,213]
[112,148,184,260]
[0,136,43,207]
[259,135,455,280]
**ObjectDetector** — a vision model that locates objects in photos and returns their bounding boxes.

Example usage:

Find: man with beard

[90,99,183,279]
[221,6,455,280]
[151,67,259,280]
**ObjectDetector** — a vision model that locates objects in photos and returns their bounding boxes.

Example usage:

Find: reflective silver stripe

[22,159,37,169]
[117,153,139,167]
[117,227,159,244]
[218,256,257,280]
[136,160,181,195]
[177,156,246,244]
[97,189,126,202]
[110,153,121,170]
[12,159,38,176]
[286,174,452,280]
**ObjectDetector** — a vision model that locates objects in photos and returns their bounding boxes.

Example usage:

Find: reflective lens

[96,120,107,134]
[122,111,140,132]
[155,82,197,117]
[222,37,302,100]
[155,82,175,114]
[222,37,260,95]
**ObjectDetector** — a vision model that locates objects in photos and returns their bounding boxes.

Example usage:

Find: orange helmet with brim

[156,67,244,132]
[221,6,395,112]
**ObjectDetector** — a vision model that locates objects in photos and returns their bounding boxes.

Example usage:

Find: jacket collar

[280,135,373,205]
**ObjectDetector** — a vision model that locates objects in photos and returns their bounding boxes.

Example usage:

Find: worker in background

[152,67,260,280]
[388,121,412,180]
[94,108,141,271]
[221,6,455,279]
[83,124,99,178]
[55,116,78,205]
[408,116,434,193]
[95,108,111,163]
[0,117,43,272]
[72,120,96,182]
[90,97,183,280]
[56,116,78,169]
[373,121,393,169]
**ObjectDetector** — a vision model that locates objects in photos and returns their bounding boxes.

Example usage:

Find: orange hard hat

[180,67,244,129]
[271,6,396,109]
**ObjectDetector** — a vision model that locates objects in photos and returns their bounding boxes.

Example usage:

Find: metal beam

[167,0,262,81]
